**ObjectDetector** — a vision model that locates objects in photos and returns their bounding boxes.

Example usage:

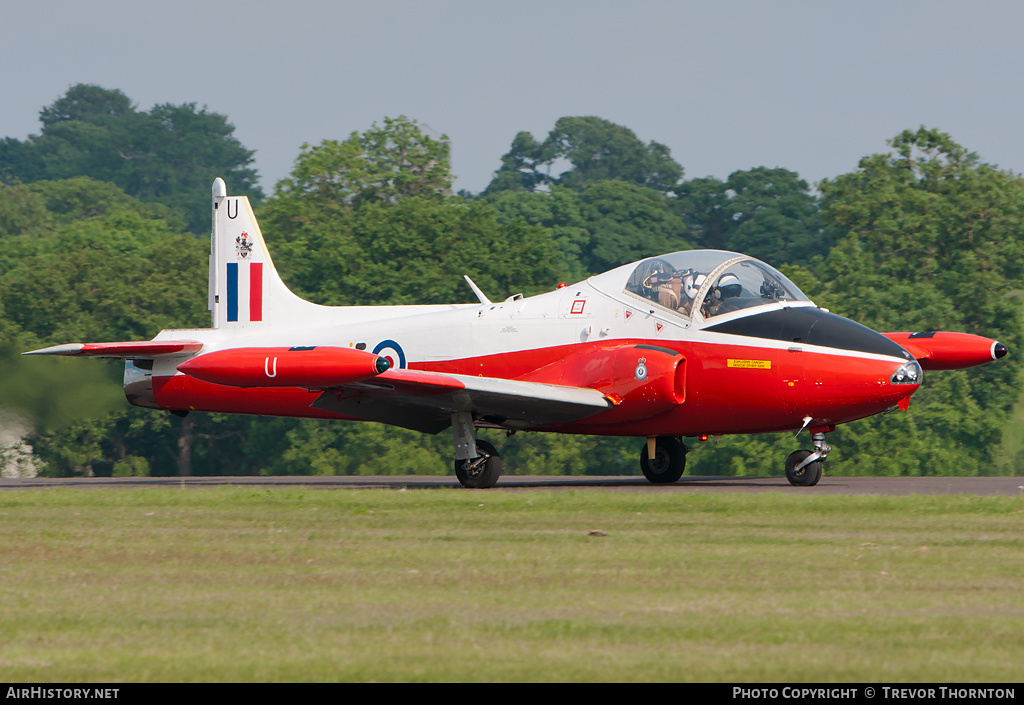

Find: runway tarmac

[2,474,1023,495]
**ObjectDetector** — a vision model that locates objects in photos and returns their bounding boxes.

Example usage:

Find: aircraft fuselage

[132,275,919,439]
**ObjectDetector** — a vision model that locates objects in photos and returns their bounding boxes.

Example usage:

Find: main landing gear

[455,439,501,489]
[452,412,501,489]
[639,436,688,484]
[785,432,831,487]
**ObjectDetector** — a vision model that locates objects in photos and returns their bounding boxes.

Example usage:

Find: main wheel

[639,437,687,484]
[785,450,822,487]
[455,439,501,489]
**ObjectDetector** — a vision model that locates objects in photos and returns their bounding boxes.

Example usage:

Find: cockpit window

[623,250,809,322]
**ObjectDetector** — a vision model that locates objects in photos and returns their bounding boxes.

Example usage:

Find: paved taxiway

[1,475,1022,495]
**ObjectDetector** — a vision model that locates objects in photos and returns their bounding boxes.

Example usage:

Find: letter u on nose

[265,357,277,378]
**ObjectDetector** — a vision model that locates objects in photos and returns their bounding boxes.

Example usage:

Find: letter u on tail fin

[209,178,319,330]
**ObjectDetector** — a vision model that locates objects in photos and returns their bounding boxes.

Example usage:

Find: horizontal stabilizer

[23,340,204,358]
[311,368,613,434]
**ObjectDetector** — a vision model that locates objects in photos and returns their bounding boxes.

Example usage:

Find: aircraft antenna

[463,275,492,305]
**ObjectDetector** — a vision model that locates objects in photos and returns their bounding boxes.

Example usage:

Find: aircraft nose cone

[994,342,1009,360]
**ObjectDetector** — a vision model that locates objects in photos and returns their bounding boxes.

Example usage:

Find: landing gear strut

[452,411,501,488]
[639,436,688,484]
[785,432,830,487]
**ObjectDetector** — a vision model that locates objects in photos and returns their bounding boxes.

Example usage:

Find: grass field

[0,487,1021,682]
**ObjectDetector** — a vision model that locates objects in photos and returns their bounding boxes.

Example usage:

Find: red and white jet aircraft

[26,179,1008,487]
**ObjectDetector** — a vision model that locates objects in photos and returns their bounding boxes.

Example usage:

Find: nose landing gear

[785,432,831,486]
[639,436,688,484]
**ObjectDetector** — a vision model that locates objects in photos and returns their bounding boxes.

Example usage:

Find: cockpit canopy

[622,251,810,323]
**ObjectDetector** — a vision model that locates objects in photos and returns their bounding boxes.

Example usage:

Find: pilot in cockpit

[630,259,743,318]
[625,253,809,321]
[705,273,743,316]
[633,260,684,310]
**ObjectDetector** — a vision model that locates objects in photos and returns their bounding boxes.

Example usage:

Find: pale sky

[3,1,1023,195]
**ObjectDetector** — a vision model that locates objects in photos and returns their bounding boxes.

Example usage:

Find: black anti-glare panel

[706,308,912,360]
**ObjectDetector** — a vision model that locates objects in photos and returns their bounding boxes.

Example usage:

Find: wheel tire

[640,437,686,484]
[455,439,501,489]
[785,450,822,487]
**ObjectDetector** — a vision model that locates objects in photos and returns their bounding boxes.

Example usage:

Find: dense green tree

[483,187,591,281]
[269,116,451,218]
[549,117,683,192]
[672,176,731,250]
[26,177,184,230]
[0,84,261,233]
[29,407,294,478]
[674,167,824,264]
[0,178,221,477]
[1,186,207,343]
[268,196,564,307]
[38,83,134,126]
[575,180,687,273]
[486,116,684,194]
[262,117,563,304]
[0,182,52,238]
[358,116,452,200]
[483,131,554,193]
[483,180,689,277]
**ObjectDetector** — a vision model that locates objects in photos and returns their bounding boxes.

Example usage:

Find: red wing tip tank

[177,347,391,388]
[882,331,1009,371]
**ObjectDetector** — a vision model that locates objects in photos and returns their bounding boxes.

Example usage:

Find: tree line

[1,85,1022,478]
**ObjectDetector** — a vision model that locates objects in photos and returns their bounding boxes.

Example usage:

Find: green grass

[0,488,1022,682]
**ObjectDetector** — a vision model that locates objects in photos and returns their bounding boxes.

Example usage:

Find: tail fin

[209,178,315,330]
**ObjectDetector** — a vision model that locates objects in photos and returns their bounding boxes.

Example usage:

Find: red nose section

[177,346,390,388]
[882,332,1008,371]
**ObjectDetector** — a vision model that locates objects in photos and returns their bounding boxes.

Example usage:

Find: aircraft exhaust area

[1,474,1021,495]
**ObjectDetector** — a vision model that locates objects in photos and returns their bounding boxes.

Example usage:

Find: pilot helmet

[684,274,706,299]
[716,273,742,300]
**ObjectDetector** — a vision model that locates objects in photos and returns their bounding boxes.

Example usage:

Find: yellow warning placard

[727,359,772,369]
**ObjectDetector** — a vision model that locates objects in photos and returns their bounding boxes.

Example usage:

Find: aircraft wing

[23,341,613,434]
[311,368,614,434]
[23,340,204,358]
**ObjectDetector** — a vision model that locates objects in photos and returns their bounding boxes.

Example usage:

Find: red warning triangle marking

[625,309,633,321]
[656,322,664,332]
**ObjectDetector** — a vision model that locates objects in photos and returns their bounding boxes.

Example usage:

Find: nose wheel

[785,432,830,486]
[640,436,688,484]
